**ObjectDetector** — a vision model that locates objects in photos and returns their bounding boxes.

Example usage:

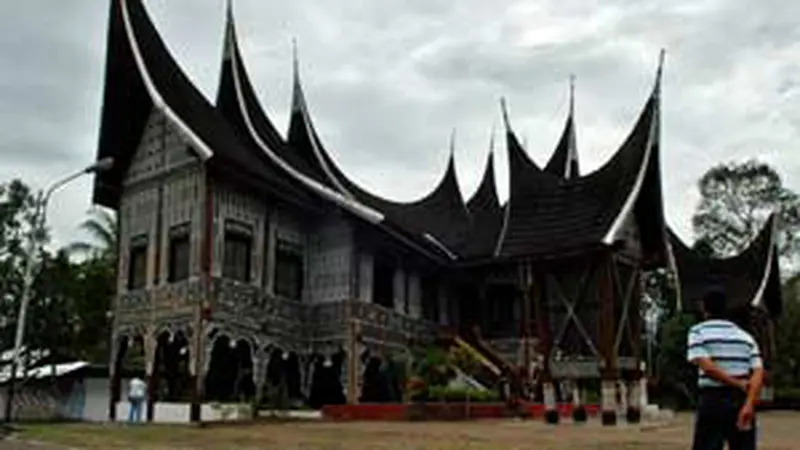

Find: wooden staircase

[436,328,519,395]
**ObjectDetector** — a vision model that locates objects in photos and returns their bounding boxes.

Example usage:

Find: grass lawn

[13,412,800,449]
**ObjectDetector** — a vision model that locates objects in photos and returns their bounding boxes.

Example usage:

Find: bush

[427,386,500,403]
[449,346,480,375]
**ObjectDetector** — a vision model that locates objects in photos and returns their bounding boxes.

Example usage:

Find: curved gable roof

[495,62,664,261]
[669,214,782,317]
[93,0,316,209]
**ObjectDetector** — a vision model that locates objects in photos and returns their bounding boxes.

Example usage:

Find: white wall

[113,401,250,423]
[83,377,112,422]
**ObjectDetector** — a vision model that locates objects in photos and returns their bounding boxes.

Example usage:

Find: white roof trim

[665,238,682,313]
[751,220,776,308]
[293,75,357,199]
[121,0,213,161]
[564,122,578,179]
[291,45,362,199]
[601,94,659,245]
[423,233,458,260]
[493,202,511,257]
[229,37,384,224]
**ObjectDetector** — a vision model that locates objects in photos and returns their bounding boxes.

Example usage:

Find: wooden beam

[532,265,551,379]
[549,265,599,357]
[598,255,617,377]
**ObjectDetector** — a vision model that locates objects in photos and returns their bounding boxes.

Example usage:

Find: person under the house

[687,290,764,450]
[127,375,147,423]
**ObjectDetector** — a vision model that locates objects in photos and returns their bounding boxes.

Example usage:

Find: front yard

[9,411,800,449]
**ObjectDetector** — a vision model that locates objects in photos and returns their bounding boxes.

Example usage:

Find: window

[167,224,190,282]
[128,236,148,290]
[223,221,252,282]
[274,240,304,300]
[373,257,394,308]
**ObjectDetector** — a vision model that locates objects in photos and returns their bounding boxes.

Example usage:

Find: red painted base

[322,403,601,421]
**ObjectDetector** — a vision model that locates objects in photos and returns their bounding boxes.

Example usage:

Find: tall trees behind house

[67,207,117,262]
[650,159,800,407]
[0,179,114,363]
[692,160,800,270]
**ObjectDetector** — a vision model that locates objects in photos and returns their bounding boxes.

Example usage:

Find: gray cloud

[0,0,798,249]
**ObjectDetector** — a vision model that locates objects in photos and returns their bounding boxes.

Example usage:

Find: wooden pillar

[189,308,205,423]
[143,331,157,423]
[252,348,270,417]
[531,264,558,424]
[626,269,643,423]
[190,167,213,423]
[108,336,122,422]
[598,255,618,426]
[521,272,532,400]
[264,212,278,295]
[346,300,361,404]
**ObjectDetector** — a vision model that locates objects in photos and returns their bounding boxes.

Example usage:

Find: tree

[0,179,113,365]
[655,313,697,409]
[69,255,114,362]
[774,275,800,388]
[67,206,117,263]
[692,160,800,269]
[0,179,42,351]
[65,207,117,362]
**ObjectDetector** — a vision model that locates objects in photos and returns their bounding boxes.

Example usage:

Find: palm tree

[67,207,117,263]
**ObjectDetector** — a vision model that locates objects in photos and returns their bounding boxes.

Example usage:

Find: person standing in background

[127,376,147,423]
[687,290,764,450]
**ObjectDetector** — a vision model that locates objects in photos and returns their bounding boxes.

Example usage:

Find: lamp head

[85,157,114,173]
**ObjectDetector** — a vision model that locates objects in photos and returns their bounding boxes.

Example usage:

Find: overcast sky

[1,0,798,250]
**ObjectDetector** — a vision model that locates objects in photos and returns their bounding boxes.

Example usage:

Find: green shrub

[426,386,500,403]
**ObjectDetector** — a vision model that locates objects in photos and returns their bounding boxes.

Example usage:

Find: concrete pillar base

[543,381,559,424]
[601,379,617,427]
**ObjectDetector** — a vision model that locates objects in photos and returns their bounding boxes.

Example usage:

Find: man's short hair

[701,289,727,317]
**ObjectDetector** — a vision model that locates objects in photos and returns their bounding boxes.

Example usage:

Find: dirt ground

[6,412,800,450]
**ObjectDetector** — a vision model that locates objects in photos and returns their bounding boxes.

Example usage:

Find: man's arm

[690,357,748,390]
[686,327,747,391]
[745,339,765,406]
[746,367,764,405]
[736,338,765,430]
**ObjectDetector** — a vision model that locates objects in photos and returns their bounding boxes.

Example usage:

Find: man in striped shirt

[687,290,764,450]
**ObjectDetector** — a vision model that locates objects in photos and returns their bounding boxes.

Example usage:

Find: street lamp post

[3,157,113,423]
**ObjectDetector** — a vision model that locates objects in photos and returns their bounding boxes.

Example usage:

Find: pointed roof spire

[449,127,457,158]
[544,75,582,178]
[500,97,511,132]
[292,37,299,79]
[462,126,502,258]
[655,48,665,97]
[221,0,236,61]
[569,73,575,117]
[290,37,305,113]
[489,121,497,155]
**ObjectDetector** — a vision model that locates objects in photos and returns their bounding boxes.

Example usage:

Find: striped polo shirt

[686,319,762,388]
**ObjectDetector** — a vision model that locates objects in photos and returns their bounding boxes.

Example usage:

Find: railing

[306,300,439,346]
[117,279,205,309]
[116,279,439,349]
